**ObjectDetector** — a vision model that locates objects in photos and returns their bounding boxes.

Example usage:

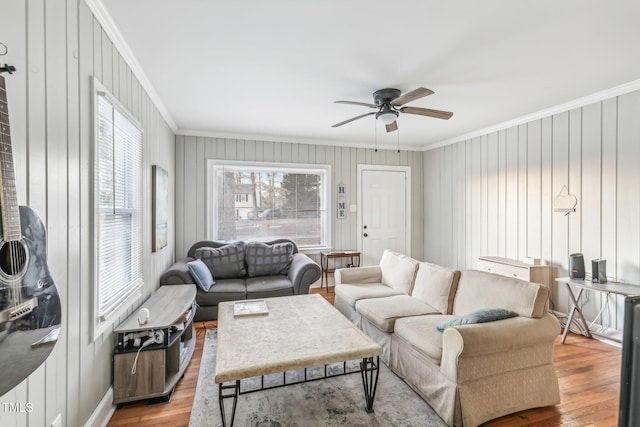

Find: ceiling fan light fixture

[376,110,398,125]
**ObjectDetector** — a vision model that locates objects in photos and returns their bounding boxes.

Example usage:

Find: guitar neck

[0,75,22,242]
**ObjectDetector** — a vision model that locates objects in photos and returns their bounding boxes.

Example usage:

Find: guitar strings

[1,75,23,307]
[10,241,22,304]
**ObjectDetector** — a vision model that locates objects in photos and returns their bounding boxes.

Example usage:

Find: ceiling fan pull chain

[397,119,400,153]
[374,118,378,152]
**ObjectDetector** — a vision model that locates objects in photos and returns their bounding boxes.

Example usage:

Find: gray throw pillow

[436,308,517,332]
[245,241,294,277]
[194,242,247,279]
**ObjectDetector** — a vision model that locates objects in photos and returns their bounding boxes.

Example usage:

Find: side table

[555,277,640,344]
[320,251,361,292]
[113,285,197,404]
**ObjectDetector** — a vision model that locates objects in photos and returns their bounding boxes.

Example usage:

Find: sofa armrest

[159,257,196,285]
[440,314,560,380]
[334,266,382,285]
[288,253,321,294]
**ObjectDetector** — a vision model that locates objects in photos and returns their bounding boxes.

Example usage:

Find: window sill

[92,285,143,341]
[299,246,331,256]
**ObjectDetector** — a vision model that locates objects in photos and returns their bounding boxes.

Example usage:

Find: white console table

[478,256,555,289]
[555,277,640,344]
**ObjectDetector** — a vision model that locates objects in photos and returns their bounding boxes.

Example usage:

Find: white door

[358,166,410,266]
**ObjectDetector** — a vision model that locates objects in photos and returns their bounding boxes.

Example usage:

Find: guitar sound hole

[0,241,27,276]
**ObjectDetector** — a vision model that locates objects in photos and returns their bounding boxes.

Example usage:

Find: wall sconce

[553,185,577,216]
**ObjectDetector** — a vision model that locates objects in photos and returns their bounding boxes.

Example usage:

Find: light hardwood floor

[107,287,621,427]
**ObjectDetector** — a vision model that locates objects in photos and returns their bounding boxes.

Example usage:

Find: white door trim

[356,164,412,257]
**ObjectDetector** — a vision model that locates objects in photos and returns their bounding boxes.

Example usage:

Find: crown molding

[83,0,177,132]
[176,129,422,152]
[425,78,640,151]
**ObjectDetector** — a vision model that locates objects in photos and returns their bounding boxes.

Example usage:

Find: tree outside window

[210,162,330,249]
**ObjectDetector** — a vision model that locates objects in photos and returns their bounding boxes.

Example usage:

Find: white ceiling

[100,0,640,151]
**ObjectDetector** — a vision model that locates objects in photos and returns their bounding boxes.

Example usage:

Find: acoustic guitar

[0,69,61,396]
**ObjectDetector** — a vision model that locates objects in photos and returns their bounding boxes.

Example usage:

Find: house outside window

[209,161,331,250]
[93,79,143,338]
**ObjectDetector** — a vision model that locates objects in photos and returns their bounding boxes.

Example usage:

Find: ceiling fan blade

[400,106,453,120]
[331,112,375,128]
[334,100,377,108]
[385,121,398,132]
[391,87,434,106]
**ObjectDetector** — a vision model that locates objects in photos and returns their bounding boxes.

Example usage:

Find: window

[93,79,143,338]
[209,161,331,250]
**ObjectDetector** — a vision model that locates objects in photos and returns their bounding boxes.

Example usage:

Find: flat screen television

[619,295,640,426]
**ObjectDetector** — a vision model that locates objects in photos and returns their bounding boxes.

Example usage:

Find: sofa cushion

[194,242,247,279]
[454,270,549,318]
[187,259,215,291]
[393,315,457,364]
[246,276,294,298]
[245,241,294,277]
[355,295,440,333]
[379,250,419,294]
[334,283,403,308]
[195,278,246,305]
[411,262,460,314]
[436,308,517,332]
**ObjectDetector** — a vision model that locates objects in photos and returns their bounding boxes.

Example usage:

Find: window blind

[96,94,143,321]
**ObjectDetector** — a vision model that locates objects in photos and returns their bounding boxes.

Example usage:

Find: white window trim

[207,160,332,251]
[92,77,144,341]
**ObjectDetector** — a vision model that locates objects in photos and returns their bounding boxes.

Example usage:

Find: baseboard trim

[550,310,622,346]
[84,387,115,427]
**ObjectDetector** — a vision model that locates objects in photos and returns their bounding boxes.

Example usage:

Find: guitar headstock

[0,65,16,75]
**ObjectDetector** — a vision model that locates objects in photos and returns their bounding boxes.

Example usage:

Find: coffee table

[215,294,382,426]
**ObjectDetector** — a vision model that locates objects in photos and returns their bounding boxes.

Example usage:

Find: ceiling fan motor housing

[373,88,401,105]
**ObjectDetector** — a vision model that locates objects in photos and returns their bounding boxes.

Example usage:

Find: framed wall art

[152,165,168,252]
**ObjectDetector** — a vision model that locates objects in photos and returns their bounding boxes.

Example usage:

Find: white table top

[215,294,382,383]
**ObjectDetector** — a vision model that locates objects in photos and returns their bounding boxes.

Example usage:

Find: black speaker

[569,253,585,279]
[592,259,607,283]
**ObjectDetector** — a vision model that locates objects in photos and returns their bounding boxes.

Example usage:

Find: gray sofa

[160,239,321,321]
[335,250,560,427]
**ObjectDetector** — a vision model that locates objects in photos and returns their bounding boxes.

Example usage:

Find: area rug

[189,329,447,427]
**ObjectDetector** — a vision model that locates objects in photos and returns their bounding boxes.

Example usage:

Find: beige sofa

[334,250,560,427]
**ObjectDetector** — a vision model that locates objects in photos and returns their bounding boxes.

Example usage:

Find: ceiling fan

[332,87,453,132]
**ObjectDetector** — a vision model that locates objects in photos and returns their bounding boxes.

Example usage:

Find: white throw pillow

[411,262,459,314]
[379,250,419,294]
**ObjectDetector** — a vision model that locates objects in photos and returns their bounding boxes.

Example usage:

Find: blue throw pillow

[437,308,517,332]
[187,259,215,292]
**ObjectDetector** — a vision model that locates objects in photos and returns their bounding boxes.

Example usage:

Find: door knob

[363,233,368,237]
[364,225,368,229]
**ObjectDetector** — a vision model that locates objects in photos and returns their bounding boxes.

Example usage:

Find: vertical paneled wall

[424,90,640,336]
[174,136,424,263]
[0,1,175,426]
